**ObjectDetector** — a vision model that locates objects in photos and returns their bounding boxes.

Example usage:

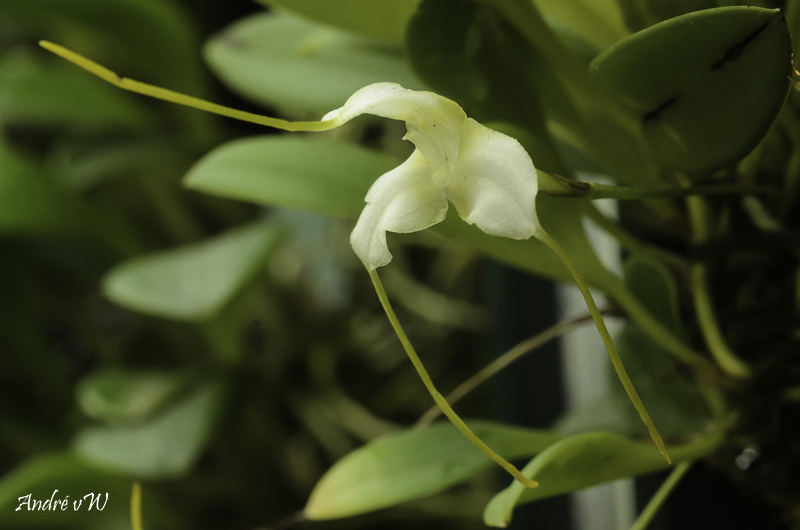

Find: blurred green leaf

[0,143,113,238]
[483,432,721,527]
[0,453,129,528]
[102,220,283,321]
[76,370,188,425]
[184,136,399,217]
[73,379,224,479]
[1,0,204,94]
[304,421,561,520]
[0,54,154,131]
[623,255,685,337]
[257,0,421,43]
[532,0,628,50]
[591,7,792,173]
[205,12,424,115]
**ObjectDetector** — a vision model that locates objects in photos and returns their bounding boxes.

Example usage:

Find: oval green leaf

[305,421,561,520]
[102,221,283,321]
[73,379,224,479]
[184,136,399,216]
[483,432,722,527]
[591,7,792,173]
[257,0,421,43]
[76,369,188,424]
[205,12,425,115]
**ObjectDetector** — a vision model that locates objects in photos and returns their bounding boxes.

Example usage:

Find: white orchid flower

[41,41,669,485]
[317,83,539,269]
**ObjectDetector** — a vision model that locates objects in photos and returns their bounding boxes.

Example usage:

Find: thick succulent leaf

[0,453,129,528]
[102,221,283,321]
[591,7,792,173]
[73,379,224,479]
[1,0,204,94]
[257,0,421,43]
[205,12,424,115]
[304,421,561,520]
[76,369,189,424]
[483,432,721,527]
[184,137,399,216]
[0,55,153,131]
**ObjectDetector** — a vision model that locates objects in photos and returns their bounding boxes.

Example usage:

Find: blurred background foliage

[2,0,800,529]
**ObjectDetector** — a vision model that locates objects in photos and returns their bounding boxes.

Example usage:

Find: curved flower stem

[368,269,538,489]
[415,311,600,428]
[534,228,671,464]
[685,193,751,379]
[39,41,337,132]
[630,461,693,530]
[131,482,143,530]
[691,265,751,378]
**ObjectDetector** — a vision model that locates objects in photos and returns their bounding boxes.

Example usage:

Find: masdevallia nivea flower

[322,83,540,270]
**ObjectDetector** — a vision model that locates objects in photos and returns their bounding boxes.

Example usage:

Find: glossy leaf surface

[305,421,561,520]
[591,7,792,173]
[484,432,721,527]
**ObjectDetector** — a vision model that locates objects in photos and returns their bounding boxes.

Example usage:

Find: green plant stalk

[416,311,598,428]
[685,194,751,379]
[131,482,143,530]
[535,229,670,464]
[630,461,693,530]
[368,269,539,489]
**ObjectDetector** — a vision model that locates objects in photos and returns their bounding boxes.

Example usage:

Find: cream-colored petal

[445,118,539,240]
[322,83,466,126]
[350,150,449,270]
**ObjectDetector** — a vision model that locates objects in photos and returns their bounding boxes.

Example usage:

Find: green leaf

[205,12,425,115]
[532,0,629,51]
[257,0,422,43]
[0,453,129,528]
[76,369,188,424]
[591,7,793,173]
[483,432,721,527]
[304,421,561,520]
[0,54,154,131]
[102,220,283,321]
[406,0,570,175]
[2,0,204,94]
[184,136,399,217]
[623,255,685,336]
[73,379,224,479]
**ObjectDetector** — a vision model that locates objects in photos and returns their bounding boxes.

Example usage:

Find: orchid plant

[3,0,800,529]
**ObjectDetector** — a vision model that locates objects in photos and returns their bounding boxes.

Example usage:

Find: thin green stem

[630,461,692,530]
[131,482,143,530]
[415,311,598,428]
[369,269,538,488]
[39,41,337,132]
[535,228,670,464]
